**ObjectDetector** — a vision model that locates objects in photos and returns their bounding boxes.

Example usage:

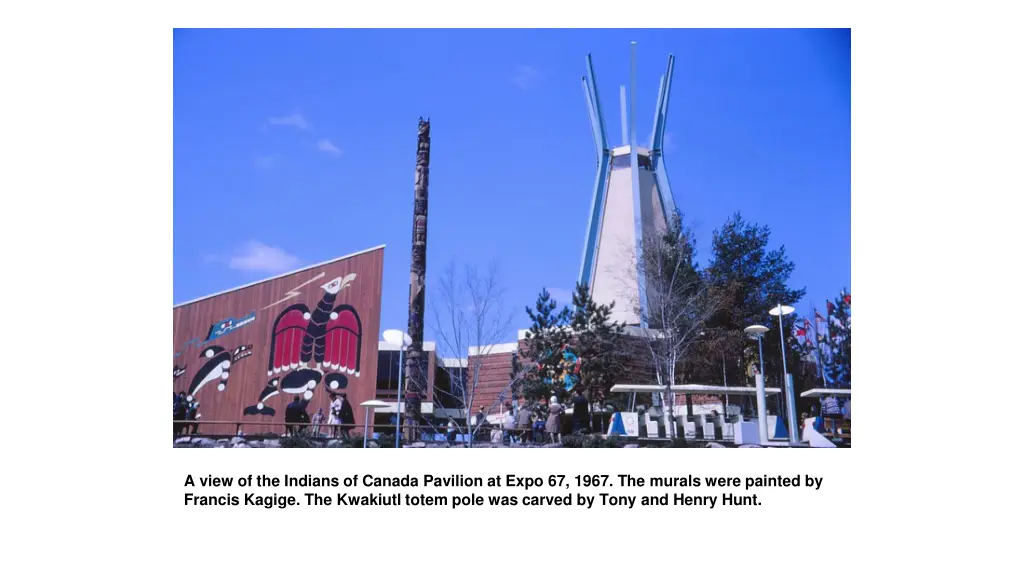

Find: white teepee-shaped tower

[578,42,677,327]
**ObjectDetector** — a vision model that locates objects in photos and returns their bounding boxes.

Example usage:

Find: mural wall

[172,246,384,436]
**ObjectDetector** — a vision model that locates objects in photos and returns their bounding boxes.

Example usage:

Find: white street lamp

[744,324,769,375]
[768,304,799,444]
[382,329,412,448]
[744,324,770,444]
[360,400,390,448]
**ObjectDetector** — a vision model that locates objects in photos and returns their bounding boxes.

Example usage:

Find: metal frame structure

[577,43,678,326]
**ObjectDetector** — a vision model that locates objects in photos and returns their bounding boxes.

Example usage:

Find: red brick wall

[465,351,516,412]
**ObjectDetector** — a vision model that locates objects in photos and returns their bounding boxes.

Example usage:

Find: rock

[263,439,281,448]
[326,439,344,448]
[409,442,426,448]
[174,437,191,445]
[623,444,640,448]
[230,437,246,445]
[738,444,763,448]
[368,441,379,448]
[234,443,251,448]
[705,442,727,448]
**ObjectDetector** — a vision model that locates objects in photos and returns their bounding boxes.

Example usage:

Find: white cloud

[227,241,302,274]
[267,111,312,131]
[512,65,540,90]
[317,138,343,156]
[546,287,574,305]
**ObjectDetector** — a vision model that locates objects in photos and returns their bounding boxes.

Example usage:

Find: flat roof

[800,388,852,398]
[610,384,782,396]
[173,244,386,308]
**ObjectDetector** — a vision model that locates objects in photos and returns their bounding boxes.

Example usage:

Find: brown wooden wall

[173,247,384,436]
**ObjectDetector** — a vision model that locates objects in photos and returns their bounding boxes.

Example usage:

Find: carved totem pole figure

[405,118,430,430]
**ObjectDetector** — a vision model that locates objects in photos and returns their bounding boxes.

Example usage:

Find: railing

[171,420,565,445]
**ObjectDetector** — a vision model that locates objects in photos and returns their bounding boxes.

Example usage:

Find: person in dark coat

[337,393,355,439]
[572,388,590,434]
[285,395,309,436]
[173,392,188,437]
[185,401,200,435]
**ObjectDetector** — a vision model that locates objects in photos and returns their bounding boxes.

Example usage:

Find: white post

[755,373,768,445]
[363,407,370,448]
[785,374,799,444]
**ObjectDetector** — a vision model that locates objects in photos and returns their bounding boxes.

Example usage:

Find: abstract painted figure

[180,344,253,402]
[244,275,362,416]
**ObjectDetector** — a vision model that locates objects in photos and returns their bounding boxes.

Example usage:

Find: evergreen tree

[698,212,807,389]
[824,289,851,386]
[519,289,570,401]
[569,282,626,403]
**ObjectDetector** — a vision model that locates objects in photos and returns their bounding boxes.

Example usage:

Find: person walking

[515,397,534,444]
[328,394,343,438]
[546,395,564,444]
[446,418,458,446]
[503,403,516,445]
[311,407,325,438]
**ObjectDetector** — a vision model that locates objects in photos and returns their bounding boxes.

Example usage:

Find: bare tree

[625,214,724,439]
[429,261,534,446]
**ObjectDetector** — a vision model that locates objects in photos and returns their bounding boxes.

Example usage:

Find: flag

[815,309,826,322]
[827,301,835,315]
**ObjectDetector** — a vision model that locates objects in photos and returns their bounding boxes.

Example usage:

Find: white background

[1,1,1021,574]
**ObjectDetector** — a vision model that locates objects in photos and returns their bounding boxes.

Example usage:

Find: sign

[607,412,640,436]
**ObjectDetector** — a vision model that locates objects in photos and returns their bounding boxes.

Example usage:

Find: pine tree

[699,212,807,388]
[824,289,851,387]
[519,289,570,401]
[569,282,626,403]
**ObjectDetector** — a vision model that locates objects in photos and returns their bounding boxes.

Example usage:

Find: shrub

[561,435,586,448]
[281,435,313,448]
[375,433,401,448]
[562,434,625,448]
[599,435,625,448]
[335,435,366,447]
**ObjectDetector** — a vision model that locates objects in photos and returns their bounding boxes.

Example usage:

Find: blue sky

[174,28,850,342]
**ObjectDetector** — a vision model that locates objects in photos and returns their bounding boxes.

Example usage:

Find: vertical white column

[755,373,768,445]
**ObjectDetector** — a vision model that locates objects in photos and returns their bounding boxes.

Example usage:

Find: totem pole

[404,118,430,436]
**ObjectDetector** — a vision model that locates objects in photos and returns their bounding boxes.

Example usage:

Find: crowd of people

[171,391,356,438]
[285,393,356,438]
[463,388,594,446]
[172,386,599,445]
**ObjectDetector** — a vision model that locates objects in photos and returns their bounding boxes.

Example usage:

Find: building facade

[172,245,385,436]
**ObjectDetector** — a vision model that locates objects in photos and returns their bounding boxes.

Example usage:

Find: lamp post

[360,400,390,448]
[744,324,769,444]
[382,329,412,448]
[768,304,799,444]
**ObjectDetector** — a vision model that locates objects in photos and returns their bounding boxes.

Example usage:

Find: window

[376,351,401,395]
[434,365,467,409]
